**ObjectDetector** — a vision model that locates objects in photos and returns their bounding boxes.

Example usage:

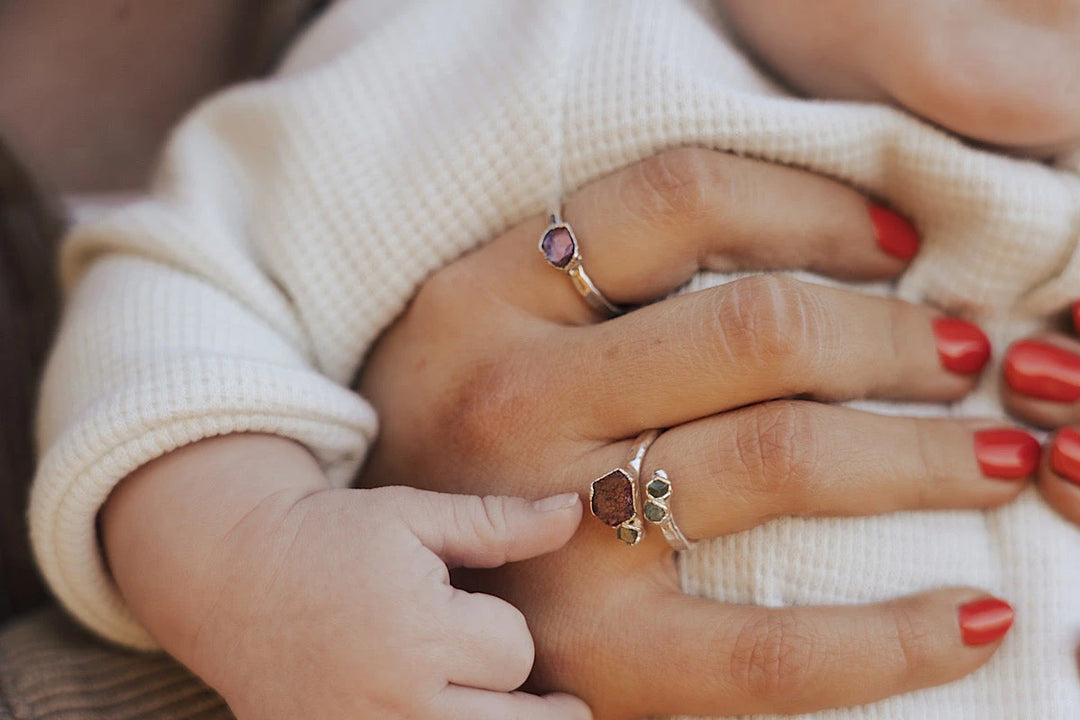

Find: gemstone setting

[540,226,576,269]
[590,469,635,527]
[646,476,671,499]
[616,523,642,545]
[643,501,667,523]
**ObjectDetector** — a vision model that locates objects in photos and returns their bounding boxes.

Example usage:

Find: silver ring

[589,430,659,546]
[539,211,623,318]
[642,469,692,552]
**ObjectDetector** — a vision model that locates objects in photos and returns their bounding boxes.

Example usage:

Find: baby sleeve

[31,157,379,650]
[29,0,572,649]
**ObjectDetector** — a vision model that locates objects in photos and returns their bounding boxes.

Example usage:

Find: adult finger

[561,275,989,436]
[390,487,583,568]
[437,686,592,720]
[442,590,536,692]
[1038,427,1080,527]
[480,148,918,325]
[1002,335,1080,429]
[638,588,1013,718]
[590,401,1035,541]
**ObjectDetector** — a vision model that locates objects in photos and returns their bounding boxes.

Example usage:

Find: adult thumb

[403,489,583,569]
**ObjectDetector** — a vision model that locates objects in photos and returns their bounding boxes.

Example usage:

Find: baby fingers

[436,687,592,720]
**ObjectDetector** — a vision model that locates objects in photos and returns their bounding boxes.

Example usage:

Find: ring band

[589,430,659,546]
[642,469,692,552]
[539,211,623,318]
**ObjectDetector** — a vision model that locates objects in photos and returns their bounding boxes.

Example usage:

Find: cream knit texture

[31,0,1080,717]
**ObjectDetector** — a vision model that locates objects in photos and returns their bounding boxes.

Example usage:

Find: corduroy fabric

[0,609,229,720]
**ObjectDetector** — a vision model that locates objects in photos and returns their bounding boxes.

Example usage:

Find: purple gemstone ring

[539,211,623,318]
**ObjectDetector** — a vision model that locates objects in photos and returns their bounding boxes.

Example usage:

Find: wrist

[100,434,329,672]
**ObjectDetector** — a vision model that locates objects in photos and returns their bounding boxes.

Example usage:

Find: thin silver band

[642,469,692,552]
[539,212,623,318]
[617,429,660,546]
[627,429,659,479]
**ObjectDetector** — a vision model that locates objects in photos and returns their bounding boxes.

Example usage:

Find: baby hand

[101,435,590,720]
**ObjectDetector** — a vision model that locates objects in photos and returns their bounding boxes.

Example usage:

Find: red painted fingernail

[933,317,991,375]
[1051,427,1080,487]
[1071,301,1080,334]
[1003,340,1080,402]
[973,428,1041,480]
[869,203,920,261]
[958,597,1014,646]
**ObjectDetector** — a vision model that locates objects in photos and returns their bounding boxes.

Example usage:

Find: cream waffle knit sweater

[31,0,1080,717]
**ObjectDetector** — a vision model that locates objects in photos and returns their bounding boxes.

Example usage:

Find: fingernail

[869,202,920,261]
[973,428,1041,480]
[533,493,580,512]
[933,317,991,375]
[1004,340,1080,402]
[958,597,1014,646]
[1051,427,1080,487]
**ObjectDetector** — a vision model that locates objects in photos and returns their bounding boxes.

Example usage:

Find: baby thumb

[408,490,583,569]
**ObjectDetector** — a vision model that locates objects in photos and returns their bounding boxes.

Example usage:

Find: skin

[724,0,1080,551]
[349,149,1031,719]
[723,0,1080,154]
[49,0,1080,716]
[0,0,315,192]
[102,434,592,720]
[103,149,1030,719]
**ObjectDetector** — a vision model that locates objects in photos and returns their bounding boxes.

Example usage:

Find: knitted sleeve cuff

[29,355,376,649]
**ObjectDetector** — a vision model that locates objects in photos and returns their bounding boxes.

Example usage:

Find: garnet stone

[590,469,634,527]
[541,226,576,269]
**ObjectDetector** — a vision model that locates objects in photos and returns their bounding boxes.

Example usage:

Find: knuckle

[728,612,818,704]
[907,419,937,510]
[499,604,537,686]
[713,275,823,380]
[452,495,513,565]
[625,147,724,225]
[733,402,820,504]
[885,603,934,685]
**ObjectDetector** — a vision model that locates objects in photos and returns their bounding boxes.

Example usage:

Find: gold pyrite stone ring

[589,430,659,546]
[539,211,624,318]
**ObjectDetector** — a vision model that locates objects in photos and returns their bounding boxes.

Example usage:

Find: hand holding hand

[102,435,591,720]
[359,149,1032,718]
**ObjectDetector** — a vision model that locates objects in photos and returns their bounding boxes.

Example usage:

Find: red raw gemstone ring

[588,429,660,546]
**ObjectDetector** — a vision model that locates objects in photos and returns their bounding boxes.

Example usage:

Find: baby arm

[100,433,587,719]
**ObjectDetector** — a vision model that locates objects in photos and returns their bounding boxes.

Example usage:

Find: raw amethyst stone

[541,226,575,269]
[591,469,634,527]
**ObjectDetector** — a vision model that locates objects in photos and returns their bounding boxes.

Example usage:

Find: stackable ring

[589,430,659,546]
[539,211,624,318]
[642,469,692,552]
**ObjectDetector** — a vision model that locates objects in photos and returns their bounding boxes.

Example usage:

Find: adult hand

[102,435,592,720]
[1004,316,1080,527]
[359,149,1034,718]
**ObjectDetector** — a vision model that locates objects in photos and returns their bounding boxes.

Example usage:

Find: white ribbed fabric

[31,0,1080,717]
